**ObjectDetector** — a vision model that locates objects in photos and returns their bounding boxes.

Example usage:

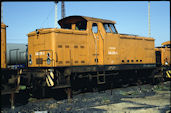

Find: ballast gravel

[1,81,170,113]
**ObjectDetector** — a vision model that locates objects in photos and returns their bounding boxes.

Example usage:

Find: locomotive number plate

[36,58,43,64]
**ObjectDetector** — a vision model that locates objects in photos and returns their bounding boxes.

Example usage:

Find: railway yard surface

[1,81,171,113]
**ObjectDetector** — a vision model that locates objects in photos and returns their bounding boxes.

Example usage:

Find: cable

[39,4,54,29]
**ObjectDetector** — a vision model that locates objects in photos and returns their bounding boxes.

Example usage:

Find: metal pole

[61,1,65,19]
[55,1,58,28]
[148,1,151,37]
[1,2,3,23]
[11,92,15,109]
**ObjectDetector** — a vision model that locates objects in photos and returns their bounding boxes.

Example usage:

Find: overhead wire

[39,4,55,29]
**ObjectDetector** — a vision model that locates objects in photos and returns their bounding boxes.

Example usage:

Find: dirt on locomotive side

[1,81,170,113]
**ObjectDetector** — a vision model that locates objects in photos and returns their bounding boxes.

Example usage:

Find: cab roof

[58,15,116,27]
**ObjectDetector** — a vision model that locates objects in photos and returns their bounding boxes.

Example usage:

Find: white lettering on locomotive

[108,51,118,55]
[35,52,45,56]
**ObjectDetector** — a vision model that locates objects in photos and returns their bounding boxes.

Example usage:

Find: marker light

[47,53,51,65]
[29,54,32,65]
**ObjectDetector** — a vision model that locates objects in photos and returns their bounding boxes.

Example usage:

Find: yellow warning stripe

[46,72,55,87]
[166,70,171,78]
[46,76,51,87]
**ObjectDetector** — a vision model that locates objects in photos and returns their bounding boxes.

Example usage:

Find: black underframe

[26,64,156,73]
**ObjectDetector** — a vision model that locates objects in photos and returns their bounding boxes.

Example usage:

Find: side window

[92,23,98,34]
[75,21,87,31]
[62,23,71,29]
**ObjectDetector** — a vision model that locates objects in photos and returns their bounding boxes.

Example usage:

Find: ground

[1,81,171,113]
[93,90,170,113]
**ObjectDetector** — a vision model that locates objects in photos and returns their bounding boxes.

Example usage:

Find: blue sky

[2,1,170,46]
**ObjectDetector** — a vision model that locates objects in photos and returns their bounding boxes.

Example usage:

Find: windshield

[163,44,171,48]
[103,23,117,34]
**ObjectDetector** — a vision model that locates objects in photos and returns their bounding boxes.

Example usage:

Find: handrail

[92,31,98,65]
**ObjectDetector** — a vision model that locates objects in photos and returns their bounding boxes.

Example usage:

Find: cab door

[91,23,104,65]
[102,23,120,65]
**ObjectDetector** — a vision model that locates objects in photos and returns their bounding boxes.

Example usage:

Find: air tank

[6,43,27,66]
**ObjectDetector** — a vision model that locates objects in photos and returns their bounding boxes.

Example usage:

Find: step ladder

[97,71,106,84]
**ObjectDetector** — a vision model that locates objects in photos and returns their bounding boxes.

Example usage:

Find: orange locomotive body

[28,16,155,69]
[23,16,156,90]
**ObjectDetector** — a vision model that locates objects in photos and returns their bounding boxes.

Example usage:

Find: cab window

[61,23,71,29]
[75,21,87,31]
[103,23,111,33]
[92,23,98,34]
[163,44,171,48]
[109,24,117,34]
[103,23,117,34]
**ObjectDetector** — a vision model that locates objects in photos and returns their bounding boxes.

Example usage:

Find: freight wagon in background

[1,23,20,97]
[1,23,7,69]
[1,23,28,109]
[19,15,158,98]
[6,43,27,68]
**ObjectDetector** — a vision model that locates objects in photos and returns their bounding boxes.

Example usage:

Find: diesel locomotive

[155,41,170,66]
[19,16,158,96]
[155,41,171,79]
[1,16,170,100]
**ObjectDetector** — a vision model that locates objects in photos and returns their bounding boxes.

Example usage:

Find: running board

[52,85,71,89]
